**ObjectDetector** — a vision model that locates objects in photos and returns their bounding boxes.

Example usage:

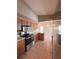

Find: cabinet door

[17,19,21,25]
[17,19,22,30]
[22,20,25,25]
[17,19,19,25]
[38,33,44,41]
[25,20,27,25]
[17,39,25,56]
[28,20,31,26]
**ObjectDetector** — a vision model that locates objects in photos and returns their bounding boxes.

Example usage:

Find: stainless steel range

[21,25,35,52]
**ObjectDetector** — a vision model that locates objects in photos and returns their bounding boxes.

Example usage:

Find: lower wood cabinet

[35,33,44,42]
[17,39,25,57]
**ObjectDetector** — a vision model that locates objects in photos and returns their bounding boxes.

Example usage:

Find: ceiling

[24,0,61,15]
[38,11,61,21]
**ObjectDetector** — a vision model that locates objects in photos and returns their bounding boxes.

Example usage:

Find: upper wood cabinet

[17,19,20,25]
[25,20,28,25]
[17,18,23,30]
[27,20,30,26]
[17,18,23,25]
[17,17,38,30]
[21,18,24,25]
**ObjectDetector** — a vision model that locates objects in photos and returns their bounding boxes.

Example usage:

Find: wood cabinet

[17,17,38,31]
[17,17,38,33]
[17,18,23,25]
[25,20,28,25]
[38,33,44,41]
[17,39,25,56]
[17,18,23,30]
[22,19,25,25]
[35,33,44,42]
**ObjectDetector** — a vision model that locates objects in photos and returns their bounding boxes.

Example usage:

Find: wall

[38,20,53,39]
[38,20,61,40]
[52,20,61,44]
[17,0,38,22]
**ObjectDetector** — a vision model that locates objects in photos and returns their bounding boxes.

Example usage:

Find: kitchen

[17,0,61,59]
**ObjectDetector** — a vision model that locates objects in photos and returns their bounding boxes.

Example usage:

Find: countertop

[17,37,25,41]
